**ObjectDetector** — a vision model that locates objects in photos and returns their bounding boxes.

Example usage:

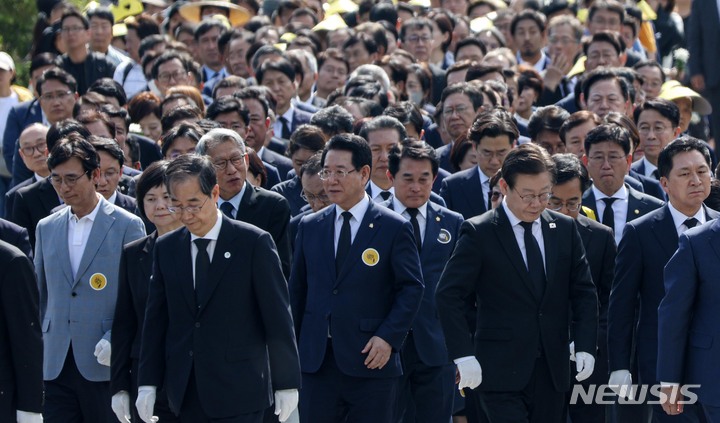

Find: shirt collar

[191,209,223,242]
[392,197,428,219]
[108,191,118,205]
[281,105,294,123]
[218,182,247,213]
[369,180,394,198]
[502,198,540,228]
[69,193,103,223]
[335,194,371,223]
[592,184,628,201]
[642,157,658,175]
[477,166,491,183]
[667,201,706,230]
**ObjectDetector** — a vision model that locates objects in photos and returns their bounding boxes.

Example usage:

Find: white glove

[574,352,595,382]
[111,391,132,423]
[274,389,299,422]
[456,357,483,390]
[16,410,43,423]
[608,369,635,400]
[94,339,111,367]
[136,386,158,423]
[569,341,576,362]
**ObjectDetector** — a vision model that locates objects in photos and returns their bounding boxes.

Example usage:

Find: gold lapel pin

[634,209,640,215]
[436,216,441,222]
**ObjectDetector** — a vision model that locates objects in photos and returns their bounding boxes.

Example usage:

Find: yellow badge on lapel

[89,273,107,291]
[362,248,380,266]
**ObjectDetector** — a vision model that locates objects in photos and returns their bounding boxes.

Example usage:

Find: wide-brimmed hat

[659,80,712,115]
[0,52,15,72]
[179,0,251,27]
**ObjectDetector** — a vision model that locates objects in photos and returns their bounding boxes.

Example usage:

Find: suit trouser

[300,340,398,423]
[475,355,565,423]
[394,332,455,423]
[44,345,114,423]
[179,370,264,423]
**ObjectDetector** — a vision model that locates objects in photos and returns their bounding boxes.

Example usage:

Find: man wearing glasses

[441,108,517,219]
[34,134,145,422]
[437,143,598,422]
[551,153,616,423]
[136,154,300,423]
[195,128,292,276]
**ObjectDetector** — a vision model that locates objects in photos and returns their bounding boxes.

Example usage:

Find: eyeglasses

[318,169,357,180]
[20,143,47,156]
[442,105,470,117]
[50,170,89,187]
[547,198,581,212]
[513,190,552,205]
[213,154,246,170]
[638,124,670,135]
[157,70,188,83]
[98,169,120,180]
[168,196,210,214]
[61,26,86,33]
[40,90,73,102]
[588,154,627,165]
[406,35,432,44]
[301,191,330,203]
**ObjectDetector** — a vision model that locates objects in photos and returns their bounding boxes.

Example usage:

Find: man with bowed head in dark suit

[384,141,463,423]
[289,133,424,423]
[609,136,717,422]
[436,143,599,422]
[136,154,301,423]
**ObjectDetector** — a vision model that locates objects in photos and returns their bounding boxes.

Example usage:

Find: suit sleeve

[375,221,424,350]
[138,243,168,388]
[436,220,484,359]
[251,232,301,390]
[14,227,32,259]
[12,147,32,187]
[2,106,20,175]
[124,217,147,245]
[11,190,32,238]
[2,253,43,412]
[288,219,308,339]
[439,178,452,211]
[568,219,598,356]
[33,222,47,321]
[111,247,135,394]
[607,223,642,371]
[657,233,697,383]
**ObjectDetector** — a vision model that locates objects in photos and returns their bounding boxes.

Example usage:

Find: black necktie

[406,208,422,252]
[335,211,352,276]
[219,202,234,218]
[684,218,699,230]
[194,238,211,306]
[601,198,617,231]
[380,191,391,201]
[279,116,291,139]
[651,169,660,180]
[519,221,546,298]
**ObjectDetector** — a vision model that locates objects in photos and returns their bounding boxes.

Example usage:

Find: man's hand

[456,357,482,390]
[361,336,392,369]
[94,339,111,367]
[544,53,573,91]
[660,385,684,415]
[16,410,43,423]
[574,352,595,382]
[608,369,635,400]
[274,389,299,422]
[111,391,132,423]
[136,386,158,423]
[691,75,705,92]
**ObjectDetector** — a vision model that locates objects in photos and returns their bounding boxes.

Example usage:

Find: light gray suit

[34,196,145,382]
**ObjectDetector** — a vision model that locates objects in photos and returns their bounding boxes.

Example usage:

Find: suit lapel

[651,206,679,257]
[138,233,156,285]
[463,170,486,216]
[177,229,196,313]
[73,201,116,286]
[422,204,441,261]
[626,187,648,221]
[336,203,382,284]
[39,179,61,214]
[320,208,337,278]
[710,220,720,261]
[494,207,538,300]
[540,211,558,294]
[54,209,74,285]
[582,189,598,217]
[236,184,257,220]
[198,217,240,310]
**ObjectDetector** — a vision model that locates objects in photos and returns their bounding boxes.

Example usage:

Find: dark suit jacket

[575,215,615,333]
[433,168,449,195]
[581,185,665,228]
[658,219,720,406]
[235,185,292,277]
[263,161,282,190]
[290,108,313,134]
[129,133,163,170]
[609,205,720,386]
[267,137,288,156]
[436,143,453,174]
[429,63,446,105]
[688,0,720,89]
[628,162,667,200]
[260,148,293,181]
[4,100,42,185]
[271,176,306,217]
[436,207,598,392]
[439,167,488,219]
[289,201,424,378]
[4,176,36,218]
[10,177,61,249]
[114,192,138,215]
[0,240,43,418]
[111,233,156,395]
[386,201,464,366]
[139,217,301,417]
[0,218,32,258]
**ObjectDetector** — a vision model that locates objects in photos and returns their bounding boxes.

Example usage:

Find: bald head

[19,123,50,177]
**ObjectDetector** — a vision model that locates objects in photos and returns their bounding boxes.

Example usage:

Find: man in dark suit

[359,116,409,203]
[436,143,598,422]
[0,218,32,258]
[5,124,49,218]
[441,108,517,219]
[10,176,61,249]
[196,128,292,276]
[609,136,715,422]
[687,0,720,142]
[289,134,424,423]
[581,124,665,246]
[0,239,43,423]
[136,154,301,423]
[384,141,462,423]
[2,99,42,182]
[631,99,683,182]
[288,154,331,245]
[90,137,138,214]
[550,154,617,423]
[434,83,484,174]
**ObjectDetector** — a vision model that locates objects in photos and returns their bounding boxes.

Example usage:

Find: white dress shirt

[502,199,546,271]
[593,184,629,245]
[477,167,491,208]
[333,195,371,254]
[667,202,706,237]
[392,198,427,245]
[190,210,223,287]
[68,195,103,279]
[641,157,658,178]
[368,181,394,203]
[217,182,247,219]
[273,106,295,139]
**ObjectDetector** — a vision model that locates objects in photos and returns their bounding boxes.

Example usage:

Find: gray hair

[351,64,391,92]
[196,128,246,156]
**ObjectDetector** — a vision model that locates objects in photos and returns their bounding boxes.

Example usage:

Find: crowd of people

[0,0,719,422]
